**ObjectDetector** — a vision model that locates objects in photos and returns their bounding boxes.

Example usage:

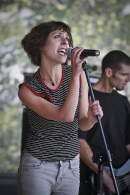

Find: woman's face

[41,29,70,64]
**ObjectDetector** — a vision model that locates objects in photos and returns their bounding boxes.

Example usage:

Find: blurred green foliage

[0,0,130,173]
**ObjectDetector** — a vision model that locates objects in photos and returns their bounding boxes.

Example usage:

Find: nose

[125,75,130,82]
[61,36,69,46]
[128,74,130,82]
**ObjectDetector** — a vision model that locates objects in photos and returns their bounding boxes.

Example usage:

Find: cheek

[113,81,120,87]
[113,74,123,82]
[110,77,120,87]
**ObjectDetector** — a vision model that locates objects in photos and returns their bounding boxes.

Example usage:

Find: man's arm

[126,144,130,154]
[79,138,98,173]
[78,138,116,193]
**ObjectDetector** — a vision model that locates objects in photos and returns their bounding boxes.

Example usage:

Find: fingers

[71,47,88,74]
[72,47,88,63]
[90,100,103,118]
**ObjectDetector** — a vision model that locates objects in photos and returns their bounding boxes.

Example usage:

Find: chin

[116,87,124,91]
[61,60,67,65]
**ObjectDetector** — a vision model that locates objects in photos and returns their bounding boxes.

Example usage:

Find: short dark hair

[21,21,73,66]
[102,50,130,75]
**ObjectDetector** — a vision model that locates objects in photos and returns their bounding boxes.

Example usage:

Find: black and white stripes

[22,65,81,162]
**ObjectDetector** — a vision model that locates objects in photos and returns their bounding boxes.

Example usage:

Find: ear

[105,67,112,77]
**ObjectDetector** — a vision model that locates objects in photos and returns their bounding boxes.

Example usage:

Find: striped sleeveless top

[21,65,81,162]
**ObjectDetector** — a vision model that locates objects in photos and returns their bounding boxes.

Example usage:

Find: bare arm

[78,72,103,131]
[18,47,87,122]
[79,138,116,193]
[79,138,98,173]
[126,144,130,154]
[18,75,80,122]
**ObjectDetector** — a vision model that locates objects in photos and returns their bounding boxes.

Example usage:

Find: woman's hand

[88,96,103,125]
[70,47,88,77]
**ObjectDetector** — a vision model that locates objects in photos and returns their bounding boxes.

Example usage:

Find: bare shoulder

[18,84,35,103]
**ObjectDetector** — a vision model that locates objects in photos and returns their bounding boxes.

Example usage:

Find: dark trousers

[79,180,96,195]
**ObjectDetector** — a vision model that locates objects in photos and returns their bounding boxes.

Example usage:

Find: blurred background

[0,0,130,194]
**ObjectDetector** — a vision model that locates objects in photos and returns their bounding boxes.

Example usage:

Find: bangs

[45,21,73,47]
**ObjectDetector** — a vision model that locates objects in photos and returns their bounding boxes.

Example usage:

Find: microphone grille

[66,47,73,58]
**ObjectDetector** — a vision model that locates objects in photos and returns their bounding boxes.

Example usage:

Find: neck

[43,79,55,86]
[39,65,62,86]
[92,78,113,93]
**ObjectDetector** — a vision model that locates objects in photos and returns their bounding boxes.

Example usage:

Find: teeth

[58,49,66,53]
[58,50,65,54]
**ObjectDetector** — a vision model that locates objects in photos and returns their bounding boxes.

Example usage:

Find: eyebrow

[53,31,69,36]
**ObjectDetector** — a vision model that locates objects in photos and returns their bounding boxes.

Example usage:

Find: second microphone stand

[82,61,120,195]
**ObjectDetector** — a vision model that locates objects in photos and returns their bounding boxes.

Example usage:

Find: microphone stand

[82,61,120,195]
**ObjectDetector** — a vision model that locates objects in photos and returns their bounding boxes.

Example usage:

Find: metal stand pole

[97,157,104,195]
[82,61,120,195]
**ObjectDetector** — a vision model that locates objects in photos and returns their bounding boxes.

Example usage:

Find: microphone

[66,47,100,59]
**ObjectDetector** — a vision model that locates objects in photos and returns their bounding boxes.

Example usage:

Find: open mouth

[57,49,66,56]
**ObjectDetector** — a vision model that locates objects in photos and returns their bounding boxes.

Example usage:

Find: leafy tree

[0,0,130,172]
